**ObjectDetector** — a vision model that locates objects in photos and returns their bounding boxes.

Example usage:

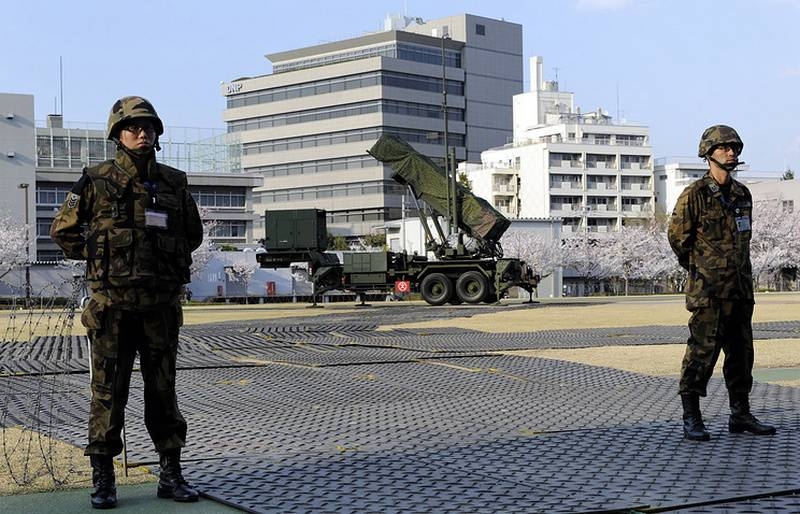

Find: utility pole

[441,33,452,235]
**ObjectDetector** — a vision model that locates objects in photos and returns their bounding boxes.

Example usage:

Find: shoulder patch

[66,192,80,209]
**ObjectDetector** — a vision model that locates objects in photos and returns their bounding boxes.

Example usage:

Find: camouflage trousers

[82,294,187,457]
[679,299,754,397]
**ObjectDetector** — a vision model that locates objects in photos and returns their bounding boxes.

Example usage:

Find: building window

[36,185,72,206]
[260,180,404,204]
[243,127,464,156]
[228,71,463,109]
[191,189,246,208]
[210,220,247,238]
[476,24,486,36]
[228,99,465,133]
[270,41,462,74]
[36,220,53,238]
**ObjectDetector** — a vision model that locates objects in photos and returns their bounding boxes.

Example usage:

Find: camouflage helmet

[106,96,164,140]
[697,124,743,158]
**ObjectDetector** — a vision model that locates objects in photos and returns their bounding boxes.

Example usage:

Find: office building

[221,13,523,239]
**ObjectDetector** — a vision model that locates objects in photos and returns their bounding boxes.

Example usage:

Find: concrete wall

[0,94,37,258]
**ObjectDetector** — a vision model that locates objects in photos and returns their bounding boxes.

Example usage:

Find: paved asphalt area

[1,302,799,513]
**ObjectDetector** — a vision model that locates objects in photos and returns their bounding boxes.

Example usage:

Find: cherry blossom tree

[190,208,217,278]
[560,230,614,294]
[0,213,28,284]
[750,198,800,290]
[224,258,260,304]
[500,228,562,279]
[604,220,679,294]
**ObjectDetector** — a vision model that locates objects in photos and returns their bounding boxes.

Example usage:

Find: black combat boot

[89,455,117,509]
[728,395,776,435]
[157,449,199,502]
[681,393,710,441]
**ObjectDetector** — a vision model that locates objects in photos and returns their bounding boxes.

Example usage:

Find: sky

[3,0,799,174]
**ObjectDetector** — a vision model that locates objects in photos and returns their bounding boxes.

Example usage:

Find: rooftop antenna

[59,56,64,115]
[616,83,619,123]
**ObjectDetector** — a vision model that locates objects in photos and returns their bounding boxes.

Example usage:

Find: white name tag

[145,209,168,229]
[735,216,751,232]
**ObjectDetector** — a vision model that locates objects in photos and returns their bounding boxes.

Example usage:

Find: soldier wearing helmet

[667,124,775,442]
[51,96,203,508]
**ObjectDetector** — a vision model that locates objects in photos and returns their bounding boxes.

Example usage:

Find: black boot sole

[158,486,199,502]
[729,424,776,435]
[90,499,117,509]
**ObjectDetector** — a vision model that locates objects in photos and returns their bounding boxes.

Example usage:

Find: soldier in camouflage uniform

[668,124,776,442]
[50,96,204,508]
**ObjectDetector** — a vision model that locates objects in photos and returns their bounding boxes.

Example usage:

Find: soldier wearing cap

[668,124,776,442]
[51,96,203,508]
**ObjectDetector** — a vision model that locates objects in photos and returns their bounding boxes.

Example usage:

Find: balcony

[586,203,617,213]
[550,204,582,216]
[621,204,653,215]
[492,183,517,193]
[587,182,617,191]
[550,181,583,191]
[548,160,583,170]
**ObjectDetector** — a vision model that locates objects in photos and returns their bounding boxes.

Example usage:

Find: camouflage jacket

[50,150,203,304]
[667,173,754,310]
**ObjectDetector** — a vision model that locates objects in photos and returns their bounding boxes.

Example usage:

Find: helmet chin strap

[708,155,742,172]
[112,136,158,157]
[114,140,156,163]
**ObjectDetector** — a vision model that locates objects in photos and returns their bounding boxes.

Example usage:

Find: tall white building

[466,56,655,233]
[221,14,523,239]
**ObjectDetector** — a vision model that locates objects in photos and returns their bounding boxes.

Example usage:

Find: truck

[256,134,538,305]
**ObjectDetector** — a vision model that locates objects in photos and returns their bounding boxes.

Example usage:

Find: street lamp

[18,183,31,307]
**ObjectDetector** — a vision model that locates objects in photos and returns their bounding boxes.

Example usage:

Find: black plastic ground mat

[2,320,798,377]
[55,353,796,514]
[1,308,798,513]
[667,493,800,513]
[211,344,491,367]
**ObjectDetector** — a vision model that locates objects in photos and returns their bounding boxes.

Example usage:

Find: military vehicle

[256,135,538,305]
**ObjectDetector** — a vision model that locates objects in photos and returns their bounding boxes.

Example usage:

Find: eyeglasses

[122,123,156,136]
[715,143,740,154]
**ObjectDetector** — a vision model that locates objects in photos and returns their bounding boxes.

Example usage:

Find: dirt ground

[1,293,798,495]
